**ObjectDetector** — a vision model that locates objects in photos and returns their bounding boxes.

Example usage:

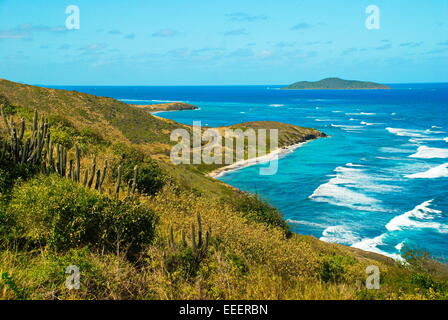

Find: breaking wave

[405,163,448,179]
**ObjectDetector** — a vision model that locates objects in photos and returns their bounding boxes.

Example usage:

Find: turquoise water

[53,84,448,260]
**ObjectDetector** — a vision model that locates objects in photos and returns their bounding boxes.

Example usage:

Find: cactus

[32,110,38,133]
[168,214,211,262]
[87,156,96,188]
[75,146,81,182]
[98,160,108,193]
[94,169,101,190]
[114,165,122,200]
[131,165,138,194]
[168,226,175,248]
[18,118,25,141]
[191,214,210,260]
[83,169,89,187]
[68,159,73,180]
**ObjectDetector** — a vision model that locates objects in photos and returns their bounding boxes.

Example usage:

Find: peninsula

[129,101,198,113]
[282,77,391,90]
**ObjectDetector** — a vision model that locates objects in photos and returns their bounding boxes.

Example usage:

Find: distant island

[129,101,198,112]
[282,77,391,90]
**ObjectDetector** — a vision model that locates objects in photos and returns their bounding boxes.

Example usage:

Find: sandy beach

[207,140,312,179]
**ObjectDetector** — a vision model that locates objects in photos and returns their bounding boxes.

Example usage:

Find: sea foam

[386,128,428,138]
[409,146,448,159]
[309,165,393,212]
[405,163,448,179]
[385,200,448,234]
[320,226,361,245]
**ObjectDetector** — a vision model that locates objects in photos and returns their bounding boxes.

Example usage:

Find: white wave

[425,129,446,134]
[380,147,414,154]
[309,166,393,212]
[151,99,187,103]
[376,156,409,160]
[315,118,338,122]
[409,146,448,159]
[331,124,363,129]
[395,242,405,251]
[386,128,428,138]
[239,112,246,114]
[349,118,357,121]
[346,163,364,167]
[405,163,448,179]
[409,137,447,144]
[332,110,342,113]
[320,226,361,245]
[361,121,376,126]
[269,104,284,107]
[352,234,404,261]
[346,112,376,116]
[286,219,327,229]
[386,200,448,234]
[119,98,153,103]
[432,126,442,129]
[445,137,448,143]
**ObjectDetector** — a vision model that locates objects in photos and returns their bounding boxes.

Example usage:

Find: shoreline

[151,108,201,115]
[207,140,313,179]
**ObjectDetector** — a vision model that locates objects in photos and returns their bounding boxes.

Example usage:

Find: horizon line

[32,81,448,87]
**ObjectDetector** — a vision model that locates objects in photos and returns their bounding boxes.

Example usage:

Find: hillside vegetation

[0,78,447,300]
[282,77,391,90]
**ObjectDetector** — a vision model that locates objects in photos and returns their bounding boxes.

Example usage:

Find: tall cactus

[131,165,139,194]
[87,156,96,188]
[168,214,211,262]
[114,165,122,200]
[98,160,108,193]
[75,146,81,182]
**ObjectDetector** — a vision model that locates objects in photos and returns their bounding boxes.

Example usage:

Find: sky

[0,0,447,85]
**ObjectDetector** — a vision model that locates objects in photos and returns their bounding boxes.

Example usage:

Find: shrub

[320,253,356,283]
[231,192,291,234]
[0,95,15,115]
[50,126,75,148]
[111,144,167,195]
[7,174,158,256]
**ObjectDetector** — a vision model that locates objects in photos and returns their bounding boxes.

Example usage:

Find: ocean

[52,84,448,260]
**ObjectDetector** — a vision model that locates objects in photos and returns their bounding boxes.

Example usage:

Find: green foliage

[0,160,38,195]
[1,272,30,300]
[48,115,106,151]
[227,254,249,275]
[50,126,75,148]
[231,192,291,234]
[0,98,16,115]
[112,144,167,195]
[320,253,356,283]
[7,174,158,257]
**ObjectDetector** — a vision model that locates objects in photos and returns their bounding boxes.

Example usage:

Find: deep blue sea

[52,84,448,260]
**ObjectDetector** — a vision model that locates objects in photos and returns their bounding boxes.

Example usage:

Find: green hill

[0,78,447,300]
[282,77,391,90]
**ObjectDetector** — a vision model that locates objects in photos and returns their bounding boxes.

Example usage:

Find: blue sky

[0,0,447,85]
